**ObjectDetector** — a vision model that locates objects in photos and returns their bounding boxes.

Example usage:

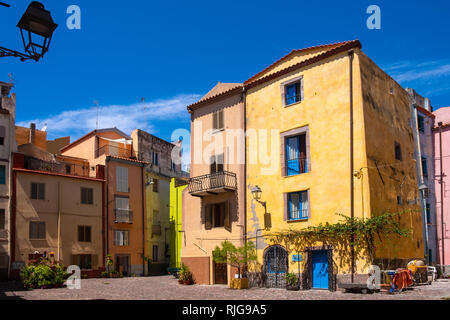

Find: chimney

[30,123,36,145]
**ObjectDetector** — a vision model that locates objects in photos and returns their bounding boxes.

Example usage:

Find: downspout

[10,170,16,273]
[141,164,145,275]
[105,158,110,260]
[57,181,61,262]
[348,49,355,283]
[438,122,445,265]
[102,180,106,267]
[243,86,247,247]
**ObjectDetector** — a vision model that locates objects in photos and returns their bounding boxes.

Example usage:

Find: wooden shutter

[78,226,83,241]
[29,222,35,239]
[31,183,37,199]
[0,209,5,230]
[210,156,216,174]
[299,134,307,173]
[218,109,224,129]
[38,184,45,200]
[283,193,288,221]
[124,231,129,246]
[224,201,231,232]
[38,222,45,239]
[86,226,91,242]
[213,112,218,130]
[205,204,212,230]
[217,154,224,172]
[114,230,119,246]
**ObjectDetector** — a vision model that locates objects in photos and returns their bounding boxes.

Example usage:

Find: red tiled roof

[187,83,243,112]
[244,40,361,85]
[13,168,105,182]
[107,155,149,165]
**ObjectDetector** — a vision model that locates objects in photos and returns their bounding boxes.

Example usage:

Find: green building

[169,177,188,268]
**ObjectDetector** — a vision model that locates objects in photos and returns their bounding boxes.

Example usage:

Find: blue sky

[1,0,450,149]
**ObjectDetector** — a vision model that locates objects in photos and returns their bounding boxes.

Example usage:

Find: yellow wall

[245,48,422,275]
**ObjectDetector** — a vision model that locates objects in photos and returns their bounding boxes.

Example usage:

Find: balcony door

[210,154,224,189]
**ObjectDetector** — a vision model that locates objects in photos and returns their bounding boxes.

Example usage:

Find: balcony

[95,144,140,160]
[188,171,237,197]
[114,209,133,223]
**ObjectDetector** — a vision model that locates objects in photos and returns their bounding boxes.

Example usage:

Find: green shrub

[21,263,68,289]
[285,272,298,286]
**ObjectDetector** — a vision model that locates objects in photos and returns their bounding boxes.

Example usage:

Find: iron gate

[264,245,288,288]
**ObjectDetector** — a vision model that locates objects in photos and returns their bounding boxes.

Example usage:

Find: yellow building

[244,40,423,290]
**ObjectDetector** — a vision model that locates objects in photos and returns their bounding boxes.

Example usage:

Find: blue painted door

[312,250,329,289]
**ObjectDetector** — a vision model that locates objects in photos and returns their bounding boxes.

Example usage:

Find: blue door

[312,250,329,289]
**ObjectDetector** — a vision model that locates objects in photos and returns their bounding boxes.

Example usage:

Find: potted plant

[212,241,257,290]
[178,263,194,285]
[286,272,300,291]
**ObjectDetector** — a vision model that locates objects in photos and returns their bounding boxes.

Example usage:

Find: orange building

[61,128,147,275]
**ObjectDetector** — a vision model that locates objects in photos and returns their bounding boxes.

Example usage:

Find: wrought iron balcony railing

[95,144,141,160]
[188,171,237,195]
[114,209,133,223]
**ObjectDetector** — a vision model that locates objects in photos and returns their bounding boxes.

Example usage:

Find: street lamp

[0,1,57,62]
[251,185,271,230]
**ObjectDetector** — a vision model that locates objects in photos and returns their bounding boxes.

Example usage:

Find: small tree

[212,241,257,278]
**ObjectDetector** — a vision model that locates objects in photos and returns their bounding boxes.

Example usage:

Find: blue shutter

[0,166,5,184]
[286,136,300,176]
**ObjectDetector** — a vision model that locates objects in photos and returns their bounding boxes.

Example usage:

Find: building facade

[131,129,182,274]
[433,106,450,269]
[0,81,16,280]
[60,128,146,275]
[182,83,246,285]
[10,151,105,278]
[407,88,438,265]
[244,41,423,290]
[169,177,188,268]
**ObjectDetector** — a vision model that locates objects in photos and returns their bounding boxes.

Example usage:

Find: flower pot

[230,278,248,289]
[286,285,300,291]
[178,279,184,284]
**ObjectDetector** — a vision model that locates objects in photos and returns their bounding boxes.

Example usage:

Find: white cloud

[17,94,201,139]
[384,60,450,82]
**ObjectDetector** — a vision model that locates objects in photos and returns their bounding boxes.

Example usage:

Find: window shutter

[38,222,45,239]
[224,201,231,232]
[0,126,5,138]
[210,156,216,174]
[283,193,288,221]
[0,209,5,230]
[29,222,35,239]
[302,191,309,219]
[86,226,91,242]
[71,254,78,266]
[38,184,45,200]
[92,255,98,269]
[205,204,212,230]
[213,112,218,130]
[217,154,224,173]
[31,183,37,199]
[0,166,5,184]
[299,134,307,173]
[218,109,224,129]
[88,189,93,204]
[125,231,129,246]
[78,226,83,241]
[114,231,119,246]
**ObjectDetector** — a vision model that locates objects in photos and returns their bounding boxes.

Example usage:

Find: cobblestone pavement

[1,276,449,300]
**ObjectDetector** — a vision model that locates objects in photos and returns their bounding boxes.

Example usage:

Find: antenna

[7,73,14,83]
[94,100,99,130]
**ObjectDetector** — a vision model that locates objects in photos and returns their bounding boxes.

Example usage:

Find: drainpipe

[141,164,145,276]
[57,181,61,262]
[348,49,355,283]
[438,122,445,266]
[105,158,109,261]
[102,179,106,268]
[243,86,247,247]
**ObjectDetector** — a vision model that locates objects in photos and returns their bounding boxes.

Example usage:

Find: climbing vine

[268,211,413,269]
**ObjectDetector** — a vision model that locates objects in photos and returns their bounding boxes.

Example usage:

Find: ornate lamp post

[0,1,57,62]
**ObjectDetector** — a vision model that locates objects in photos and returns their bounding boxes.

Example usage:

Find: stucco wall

[14,171,103,269]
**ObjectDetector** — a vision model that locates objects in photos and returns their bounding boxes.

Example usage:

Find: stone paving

[1,276,449,300]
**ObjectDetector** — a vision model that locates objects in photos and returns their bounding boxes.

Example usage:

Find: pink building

[433,106,450,268]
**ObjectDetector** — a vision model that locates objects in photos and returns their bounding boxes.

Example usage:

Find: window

[81,187,94,204]
[397,196,403,205]
[0,165,5,184]
[114,230,129,246]
[171,160,176,171]
[115,196,129,210]
[116,166,128,192]
[0,126,5,145]
[421,157,428,178]
[65,164,71,174]
[286,135,307,176]
[76,254,92,270]
[212,109,224,130]
[394,142,402,161]
[426,204,431,224]
[78,226,92,242]
[285,81,301,106]
[31,183,45,200]
[205,202,231,231]
[152,151,159,166]
[152,178,159,192]
[152,245,158,262]
[0,209,5,230]
[210,154,224,174]
[418,114,425,133]
[288,191,309,221]
[390,87,395,95]
[29,221,45,239]
[115,197,131,223]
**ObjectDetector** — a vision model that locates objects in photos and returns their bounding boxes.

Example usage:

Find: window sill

[29,238,46,241]
[283,171,310,178]
[284,100,303,108]
[287,218,308,223]
[212,128,225,134]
